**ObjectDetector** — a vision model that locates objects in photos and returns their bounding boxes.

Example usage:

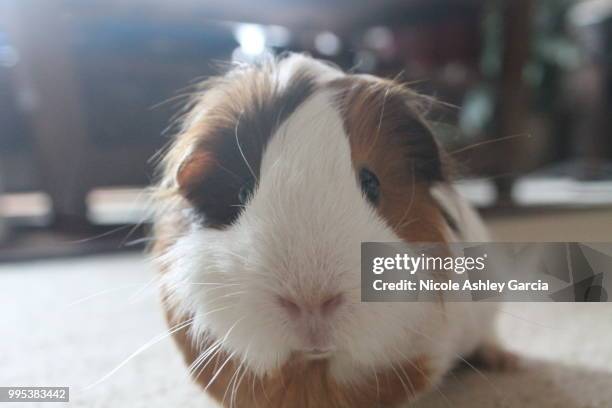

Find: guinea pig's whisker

[149,91,199,111]
[216,162,244,182]
[206,350,238,392]
[234,109,258,183]
[187,348,209,377]
[188,309,245,379]
[233,350,252,408]
[191,337,226,376]
[196,289,243,301]
[225,365,243,408]
[392,345,454,408]
[249,371,257,407]
[249,357,271,406]
[193,344,225,384]
[127,276,161,304]
[188,339,223,379]
[215,251,278,280]
[224,343,250,408]
[222,249,264,266]
[197,305,235,321]
[497,308,562,331]
[397,218,419,232]
[184,306,236,348]
[394,163,416,231]
[366,86,390,159]
[256,360,273,405]
[215,249,260,269]
[367,361,381,400]
[162,284,242,309]
[123,237,158,247]
[67,224,133,244]
[388,361,414,399]
[116,191,157,249]
[402,324,507,402]
[217,291,246,299]
[387,347,417,393]
[193,316,245,385]
[63,282,154,310]
[188,348,212,379]
[390,354,418,397]
[85,317,195,390]
[447,132,532,157]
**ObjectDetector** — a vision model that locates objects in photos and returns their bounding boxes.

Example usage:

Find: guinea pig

[151,53,514,408]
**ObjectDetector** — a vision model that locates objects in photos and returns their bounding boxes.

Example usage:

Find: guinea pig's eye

[359,167,380,205]
[238,179,255,205]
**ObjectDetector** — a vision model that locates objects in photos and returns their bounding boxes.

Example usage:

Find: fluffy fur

[151,54,501,408]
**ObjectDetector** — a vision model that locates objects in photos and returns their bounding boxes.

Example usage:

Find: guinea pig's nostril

[277,296,301,318]
[321,293,344,315]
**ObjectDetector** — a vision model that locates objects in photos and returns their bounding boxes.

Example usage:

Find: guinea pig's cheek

[158,228,240,315]
[166,230,297,374]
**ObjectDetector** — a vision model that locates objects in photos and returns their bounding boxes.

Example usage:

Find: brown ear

[173,144,248,228]
[176,150,215,197]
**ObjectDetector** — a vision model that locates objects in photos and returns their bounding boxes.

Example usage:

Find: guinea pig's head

[155,54,453,381]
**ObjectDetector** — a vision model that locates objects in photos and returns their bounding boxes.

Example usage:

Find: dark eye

[238,179,255,205]
[359,167,380,205]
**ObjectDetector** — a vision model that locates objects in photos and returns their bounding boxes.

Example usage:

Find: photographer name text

[372,278,549,292]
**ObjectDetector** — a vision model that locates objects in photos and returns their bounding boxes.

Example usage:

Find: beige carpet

[3,209,612,407]
[2,253,612,408]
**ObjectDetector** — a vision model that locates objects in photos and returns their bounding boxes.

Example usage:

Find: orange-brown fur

[331,77,450,244]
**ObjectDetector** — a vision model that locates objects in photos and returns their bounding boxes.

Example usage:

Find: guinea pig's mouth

[301,348,335,360]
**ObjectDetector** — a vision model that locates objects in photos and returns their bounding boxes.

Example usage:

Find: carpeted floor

[2,211,612,407]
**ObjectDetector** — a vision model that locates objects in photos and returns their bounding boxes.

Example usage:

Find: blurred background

[2,3,612,406]
[1,0,612,260]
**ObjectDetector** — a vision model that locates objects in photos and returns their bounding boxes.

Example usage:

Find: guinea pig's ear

[169,137,248,227]
[175,148,213,198]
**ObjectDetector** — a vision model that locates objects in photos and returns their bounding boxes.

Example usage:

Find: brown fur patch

[331,76,449,244]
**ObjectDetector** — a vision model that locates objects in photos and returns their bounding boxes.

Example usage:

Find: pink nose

[277,293,344,318]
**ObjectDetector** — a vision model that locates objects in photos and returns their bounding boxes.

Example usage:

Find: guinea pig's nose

[277,294,344,318]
